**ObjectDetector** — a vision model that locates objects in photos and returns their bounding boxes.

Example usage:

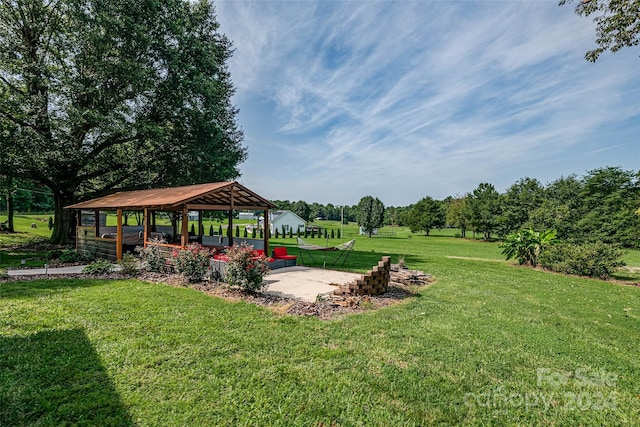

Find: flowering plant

[224,243,270,292]
[170,243,211,282]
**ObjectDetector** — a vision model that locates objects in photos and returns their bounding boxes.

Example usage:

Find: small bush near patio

[224,243,269,292]
[171,243,211,282]
[137,240,165,272]
[82,260,114,275]
[117,253,139,276]
[539,241,625,279]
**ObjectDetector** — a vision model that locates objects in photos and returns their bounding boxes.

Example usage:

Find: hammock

[297,237,355,267]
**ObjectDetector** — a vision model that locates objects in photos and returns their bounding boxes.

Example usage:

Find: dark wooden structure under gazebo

[66,182,275,260]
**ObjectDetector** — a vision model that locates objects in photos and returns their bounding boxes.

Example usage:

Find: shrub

[82,260,113,275]
[252,228,257,238]
[235,225,240,238]
[0,268,8,279]
[218,225,223,236]
[58,249,81,263]
[118,253,139,275]
[48,216,54,230]
[244,227,248,238]
[500,228,556,267]
[190,224,196,235]
[331,229,335,239]
[539,242,625,279]
[171,243,211,282]
[209,224,214,236]
[137,241,166,272]
[259,228,264,239]
[289,228,293,238]
[275,228,280,238]
[224,243,269,292]
[337,229,340,239]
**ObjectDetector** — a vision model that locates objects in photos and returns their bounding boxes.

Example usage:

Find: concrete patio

[261,266,360,302]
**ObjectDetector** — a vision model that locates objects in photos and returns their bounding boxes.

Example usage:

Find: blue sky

[216,0,640,206]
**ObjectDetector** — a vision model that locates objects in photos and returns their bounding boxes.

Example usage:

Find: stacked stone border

[334,256,391,296]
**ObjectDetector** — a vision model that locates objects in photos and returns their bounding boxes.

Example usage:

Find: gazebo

[65,182,275,260]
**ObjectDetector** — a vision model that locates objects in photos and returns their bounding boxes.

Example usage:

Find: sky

[215,0,640,207]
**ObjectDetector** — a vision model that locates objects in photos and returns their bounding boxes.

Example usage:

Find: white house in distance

[268,210,306,235]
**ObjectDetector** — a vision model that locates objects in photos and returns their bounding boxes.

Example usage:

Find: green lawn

[2,232,639,425]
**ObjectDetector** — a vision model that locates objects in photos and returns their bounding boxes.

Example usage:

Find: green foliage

[235,226,240,238]
[406,196,446,236]
[331,229,335,239]
[289,227,293,238]
[466,183,501,240]
[190,224,196,235]
[117,253,139,276]
[82,260,114,275]
[170,243,211,282]
[137,243,165,273]
[47,216,54,230]
[58,249,81,264]
[0,0,246,244]
[501,228,556,267]
[218,225,223,236]
[224,243,269,292]
[275,228,280,238]
[292,200,311,222]
[0,267,7,279]
[252,227,257,238]
[497,177,544,237]
[356,195,385,237]
[539,241,625,279]
[561,0,640,62]
[243,227,248,238]
[445,197,467,237]
[209,224,214,236]
[337,229,341,239]
[259,228,264,239]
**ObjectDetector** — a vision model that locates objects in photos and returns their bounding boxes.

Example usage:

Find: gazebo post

[263,209,269,256]
[116,209,123,260]
[228,188,235,247]
[143,208,149,248]
[181,206,189,247]
[94,210,100,238]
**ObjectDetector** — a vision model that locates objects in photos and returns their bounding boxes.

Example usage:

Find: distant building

[269,210,306,235]
[238,212,256,221]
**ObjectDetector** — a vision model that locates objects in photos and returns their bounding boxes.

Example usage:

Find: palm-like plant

[501,228,556,267]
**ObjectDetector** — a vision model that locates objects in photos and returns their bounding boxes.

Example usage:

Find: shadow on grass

[0,278,111,300]
[0,328,135,426]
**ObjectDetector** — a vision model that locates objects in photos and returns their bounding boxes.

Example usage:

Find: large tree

[292,200,311,222]
[356,195,384,237]
[497,177,545,237]
[466,183,501,240]
[561,0,640,61]
[0,0,246,243]
[406,196,445,236]
[445,196,468,238]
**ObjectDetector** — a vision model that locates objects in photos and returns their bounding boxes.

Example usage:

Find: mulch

[1,270,427,320]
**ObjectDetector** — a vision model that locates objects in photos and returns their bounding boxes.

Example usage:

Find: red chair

[272,247,297,266]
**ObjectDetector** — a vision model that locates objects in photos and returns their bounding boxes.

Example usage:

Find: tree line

[272,167,639,248]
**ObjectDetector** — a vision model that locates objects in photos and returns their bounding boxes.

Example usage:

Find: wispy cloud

[217,1,640,205]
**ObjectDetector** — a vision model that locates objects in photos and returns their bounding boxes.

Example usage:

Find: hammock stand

[297,237,355,268]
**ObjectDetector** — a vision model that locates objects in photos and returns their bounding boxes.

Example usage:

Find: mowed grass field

[1,218,640,425]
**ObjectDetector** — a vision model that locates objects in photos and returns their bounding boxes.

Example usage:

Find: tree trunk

[7,189,15,232]
[51,189,76,244]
